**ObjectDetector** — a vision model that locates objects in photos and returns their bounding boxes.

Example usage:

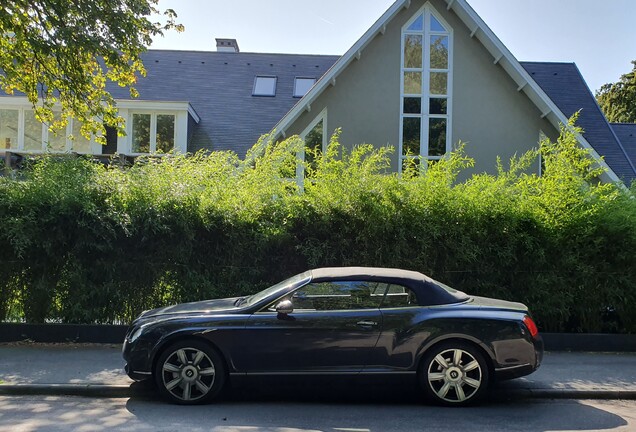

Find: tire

[419,341,489,406]
[154,340,226,404]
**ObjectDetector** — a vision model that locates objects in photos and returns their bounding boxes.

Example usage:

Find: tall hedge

[0,123,634,332]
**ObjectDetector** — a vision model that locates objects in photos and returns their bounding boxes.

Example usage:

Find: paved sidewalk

[0,344,635,400]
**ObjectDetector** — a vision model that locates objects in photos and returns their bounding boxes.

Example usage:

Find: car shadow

[124,379,631,432]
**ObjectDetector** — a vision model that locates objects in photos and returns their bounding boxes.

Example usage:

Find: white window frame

[399,4,453,173]
[0,97,195,156]
[253,76,278,97]
[127,111,178,155]
[538,130,548,176]
[0,101,101,154]
[293,77,317,98]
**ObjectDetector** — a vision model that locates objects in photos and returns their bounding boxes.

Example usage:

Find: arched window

[400,6,452,172]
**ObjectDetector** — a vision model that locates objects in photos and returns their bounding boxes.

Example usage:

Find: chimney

[215,38,240,53]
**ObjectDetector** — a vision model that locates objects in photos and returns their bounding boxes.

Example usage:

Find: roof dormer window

[253,76,277,97]
[293,77,316,98]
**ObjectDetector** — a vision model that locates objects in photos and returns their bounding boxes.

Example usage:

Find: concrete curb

[0,384,150,398]
[498,388,636,400]
[1,383,635,400]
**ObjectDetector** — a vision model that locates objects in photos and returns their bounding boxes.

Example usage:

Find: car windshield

[245,272,311,306]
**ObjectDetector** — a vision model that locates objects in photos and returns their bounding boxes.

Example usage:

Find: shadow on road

[122,378,631,432]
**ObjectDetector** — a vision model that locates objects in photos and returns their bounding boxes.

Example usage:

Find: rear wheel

[420,341,489,406]
[154,340,226,404]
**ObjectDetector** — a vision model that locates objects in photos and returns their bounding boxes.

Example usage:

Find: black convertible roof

[309,267,468,306]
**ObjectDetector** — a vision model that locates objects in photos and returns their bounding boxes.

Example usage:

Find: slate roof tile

[610,123,636,176]
[520,61,636,185]
[105,50,339,156]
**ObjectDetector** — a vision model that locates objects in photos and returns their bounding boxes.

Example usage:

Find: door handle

[356,320,378,327]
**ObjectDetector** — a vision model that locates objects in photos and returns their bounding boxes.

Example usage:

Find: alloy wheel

[426,347,483,403]
[160,347,217,402]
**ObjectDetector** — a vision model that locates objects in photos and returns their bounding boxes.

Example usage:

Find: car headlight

[129,326,145,343]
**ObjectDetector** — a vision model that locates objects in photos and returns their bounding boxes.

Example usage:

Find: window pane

[402,117,421,156]
[407,14,423,31]
[404,72,422,94]
[429,98,447,115]
[429,118,447,156]
[294,78,316,98]
[305,119,324,174]
[46,112,66,152]
[132,113,151,153]
[292,281,384,310]
[430,36,449,69]
[403,97,422,114]
[430,72,447,95]
[156,114,175,153]
[404,35,423,69]
[430,15,446,32]
[71,120,92,153]
[24,110,42,151]
[382,284,417,308]
[104,126,118,154]
[0,109,18,150]
[253,76,277,96]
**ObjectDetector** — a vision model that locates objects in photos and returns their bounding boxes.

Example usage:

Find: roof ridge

[144,49,341,58]
[519,61,576,66]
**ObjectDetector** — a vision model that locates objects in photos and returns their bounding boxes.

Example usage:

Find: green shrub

[0,123,634,332]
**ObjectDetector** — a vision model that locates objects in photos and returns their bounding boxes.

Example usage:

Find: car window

[246,272,311,306]
[380,284,417,308]
[288,281,387,311]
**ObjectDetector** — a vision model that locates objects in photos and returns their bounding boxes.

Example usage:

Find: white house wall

[284,0,558,178]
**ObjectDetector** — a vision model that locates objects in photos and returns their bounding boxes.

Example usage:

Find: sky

[151,0,636,93]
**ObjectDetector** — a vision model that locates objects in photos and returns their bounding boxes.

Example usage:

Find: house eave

[114,100,200,123]
[0,96,201,124]
[446,0,621,184]
[271,0,410,138]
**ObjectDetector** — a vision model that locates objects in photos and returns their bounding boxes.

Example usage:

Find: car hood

[470,296,528,313]
[140,297,241,319]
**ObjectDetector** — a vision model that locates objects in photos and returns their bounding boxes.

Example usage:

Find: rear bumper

[494,335,543,381]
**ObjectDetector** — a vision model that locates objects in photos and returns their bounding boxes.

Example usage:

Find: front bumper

[122,336,153,382]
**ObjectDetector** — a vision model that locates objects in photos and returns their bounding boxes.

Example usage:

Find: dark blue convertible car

[123,267,543,405]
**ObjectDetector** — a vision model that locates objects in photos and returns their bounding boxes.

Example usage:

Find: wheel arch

[416,335,496,378]
[150,332,229,380]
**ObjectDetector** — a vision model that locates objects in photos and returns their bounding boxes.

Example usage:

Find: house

[1,0,634,185]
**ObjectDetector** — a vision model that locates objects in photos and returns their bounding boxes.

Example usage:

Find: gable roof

[521,62,636,186]
[104,50,338,156]
[272,0,622,184]
[611,123,636,178]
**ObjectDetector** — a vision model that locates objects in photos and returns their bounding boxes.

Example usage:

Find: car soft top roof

[309,267,469,306]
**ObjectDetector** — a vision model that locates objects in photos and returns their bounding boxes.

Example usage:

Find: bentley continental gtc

[123,267,543,406]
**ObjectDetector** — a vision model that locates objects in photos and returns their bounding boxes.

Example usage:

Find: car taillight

[523,315,539,339]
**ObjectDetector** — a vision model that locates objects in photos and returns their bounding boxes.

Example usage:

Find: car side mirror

[276,300,294,315]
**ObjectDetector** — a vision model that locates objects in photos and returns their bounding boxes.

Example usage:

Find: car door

[235,280,386,373]
[370,283,429,371]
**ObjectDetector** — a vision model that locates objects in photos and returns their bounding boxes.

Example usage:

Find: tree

[0,0,183,141]
[596,60,636,123]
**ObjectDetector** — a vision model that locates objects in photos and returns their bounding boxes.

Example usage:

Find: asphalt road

[0,395,635,432]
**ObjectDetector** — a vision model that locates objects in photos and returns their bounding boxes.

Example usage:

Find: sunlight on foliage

[0,118,634,332]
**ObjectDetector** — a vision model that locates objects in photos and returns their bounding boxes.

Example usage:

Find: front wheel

[154,340,226,404]
[420,341,489,406]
